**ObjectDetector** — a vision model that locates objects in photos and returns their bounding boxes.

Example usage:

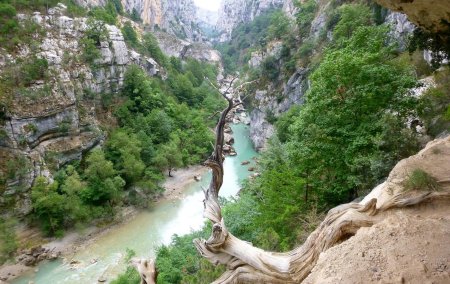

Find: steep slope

[304,136,450,284]
[375,0,450,34]
[0,4,160,216]
[247,1,417,150]
[216,0,284,41]
[76,0,203,41]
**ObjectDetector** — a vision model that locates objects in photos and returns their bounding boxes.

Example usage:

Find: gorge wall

[76,0,203,41]
[216,0,285,42]
[0,3,221,216]
[243,0,419,150]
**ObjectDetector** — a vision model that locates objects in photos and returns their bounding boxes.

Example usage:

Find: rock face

[250,68,309,150]
[0,4,160,215]
[153,31,222,66]
[247,1,417,151]
[282,0,297,19]
[216,0,284,41]
[77,0,203,41]
[375,0,450,34]
[303,135,450,284]
[385,11,416,51]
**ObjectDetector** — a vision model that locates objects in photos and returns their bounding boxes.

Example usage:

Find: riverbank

[0,165,209,283]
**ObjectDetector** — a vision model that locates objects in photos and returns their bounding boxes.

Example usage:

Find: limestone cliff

[76,0,202,41]
[375,0,450,34]
[216,0,284,42]
[248,0,418,150]
[0,4,160,215]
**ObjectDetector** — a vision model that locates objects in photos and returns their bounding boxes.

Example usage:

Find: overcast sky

[194,0,221,11]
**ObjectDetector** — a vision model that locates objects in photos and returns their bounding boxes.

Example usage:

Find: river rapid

[13,123,258,284]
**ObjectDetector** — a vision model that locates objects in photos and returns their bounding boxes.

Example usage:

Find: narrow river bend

[13,124,258,284]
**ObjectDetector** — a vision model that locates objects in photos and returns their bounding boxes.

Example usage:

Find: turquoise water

[13,124,258,284]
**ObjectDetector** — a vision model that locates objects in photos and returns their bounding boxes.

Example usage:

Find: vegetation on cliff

[130,2,449,283]
[0,0,225,262]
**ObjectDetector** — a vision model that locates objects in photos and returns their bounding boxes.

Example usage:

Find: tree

[31,177,66,235]
[122,21,139,48]
[333,4,372,40]
[82,149,125,205]
[152,135,183,177]
[106,130,145,183]
[267,11,291,40]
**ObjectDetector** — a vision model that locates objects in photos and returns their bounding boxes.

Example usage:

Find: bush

[261,55,280,81]
[80,20,107,66]
[404,169,440,191]
[122,21,139,48]
[141,33,167,66]
[20,57,48,86]
[0,217,17,265]
[333,4,373,41]
[295,0,317,37]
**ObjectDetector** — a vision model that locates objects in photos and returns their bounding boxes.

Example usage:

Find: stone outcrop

[250,68,309,150]
[216,0,284,42]
[153,31,222,66]
[385,11,416,51]
[375,0,450,34]
[303,135,450,284]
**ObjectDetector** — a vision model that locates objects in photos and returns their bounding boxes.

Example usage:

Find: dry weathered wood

[133,79,450,284]
[191,80,450,283]
[131,258,157,284]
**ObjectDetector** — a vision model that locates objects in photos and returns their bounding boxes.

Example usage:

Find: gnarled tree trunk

[192,82,450,283]
[133,81,450,284]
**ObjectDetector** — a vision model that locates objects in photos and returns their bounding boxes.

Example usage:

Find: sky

[193,0,221,11]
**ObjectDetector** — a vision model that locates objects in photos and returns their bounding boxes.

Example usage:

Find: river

[13,123,258,284]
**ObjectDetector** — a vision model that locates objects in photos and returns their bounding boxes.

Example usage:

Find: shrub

[122,21,139,48]
[80,21,107,66]
[333,4,373,41]
[20,57,48,86]
[141,33,167,66]
[0,217,17,265]
[261,56,280,81]
[404,169,440,191]
[295,0,317,37]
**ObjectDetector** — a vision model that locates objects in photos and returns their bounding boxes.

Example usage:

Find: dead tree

[132,79,450,283]
[192,80,450,283]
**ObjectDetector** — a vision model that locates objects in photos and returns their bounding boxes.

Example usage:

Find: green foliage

[81,149,125,205]
[261,55,280,81]
[267,11,291,40]
[416,67,450,137]
[295,0,317,37]
[333,4,372,41]
[0,217,17,265]
[31,177,66,236]
[404,169,440,191]
[130,8,141,22]
[106,130,145,183]
[80,20,107,66]
[152,135,183,177]
[64,0,87,17]
[20,56,49,86]
[285,25,419,204]
[121,21,139,48]
[141,33,167,67]
[155,229,225,284]
[89,0,121,25]
[110,249,140,284]
[215,9,278,74]
[408,27,450,69]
